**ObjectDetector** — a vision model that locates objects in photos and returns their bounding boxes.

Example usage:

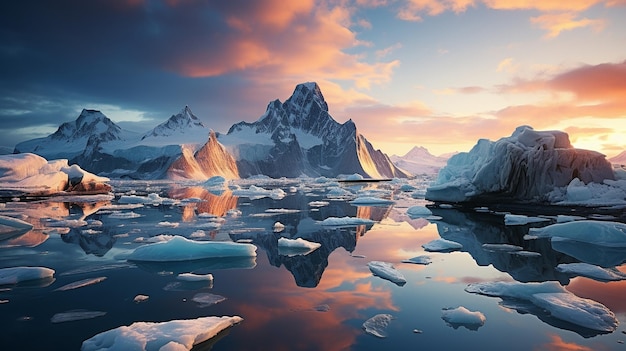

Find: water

[1,178,625,350]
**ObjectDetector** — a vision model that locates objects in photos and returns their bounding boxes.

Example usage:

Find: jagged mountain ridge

[221,82,408,178]
[390,146,450,175]
[14,82,410,179]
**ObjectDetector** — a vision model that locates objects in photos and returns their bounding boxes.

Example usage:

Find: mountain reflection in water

[0,179,624,350]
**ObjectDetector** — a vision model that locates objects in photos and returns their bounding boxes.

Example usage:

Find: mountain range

[14,82,428,180]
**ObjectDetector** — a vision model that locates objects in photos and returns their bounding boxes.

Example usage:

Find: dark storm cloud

[0,0,274,147]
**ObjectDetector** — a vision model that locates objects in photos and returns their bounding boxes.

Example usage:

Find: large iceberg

[0,153,111,197]
[81,316,243,351]
[426,126,616,204]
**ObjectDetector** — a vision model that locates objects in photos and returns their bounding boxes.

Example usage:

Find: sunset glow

[0,0,624,157]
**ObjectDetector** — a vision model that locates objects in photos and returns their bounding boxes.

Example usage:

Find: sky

[1,0,625,158]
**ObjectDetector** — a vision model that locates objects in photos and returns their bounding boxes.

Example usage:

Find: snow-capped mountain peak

[142,105,207,140]
[52,109,122,142]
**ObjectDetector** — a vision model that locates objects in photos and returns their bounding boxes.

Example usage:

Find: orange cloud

[535,334,595,351]
[394,0,612,37]
[530,12,606,39]
[161,1,399,91]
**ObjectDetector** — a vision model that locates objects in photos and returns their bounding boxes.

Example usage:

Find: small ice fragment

[134,295,149,303]
[350,197,394,205]
[157,221,179,228]
[192,293,226,308]
[422,238,463,252]
[54,277,107,291]
[368,261,406,286]
[273,222,285,232]
[481,244,523,252]
[177,273,214,282]
[277,237,321,250]
[504,214,550,225]
[402,256,432,265]
[308,201,329,207]
[406,206,432,217]
[441,306,486,330]
[319,217,374,226]
[81,316,243,351]
[556,263,626,282]
[51,310,106,323]
[362,314,393,338]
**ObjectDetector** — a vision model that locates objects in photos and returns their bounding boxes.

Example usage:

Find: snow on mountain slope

[220,82,408,178]
[140,106,209,146]
[390,146,450,175]
[14,109,137,160]
[426,126,616,203]
[167,130,239,180]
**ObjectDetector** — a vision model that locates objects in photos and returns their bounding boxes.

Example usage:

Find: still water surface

[1,178,625,350]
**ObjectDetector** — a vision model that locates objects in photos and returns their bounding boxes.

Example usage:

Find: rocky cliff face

[166,130,239,180]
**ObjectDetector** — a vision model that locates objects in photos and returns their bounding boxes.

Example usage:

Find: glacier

[425,126,617,204]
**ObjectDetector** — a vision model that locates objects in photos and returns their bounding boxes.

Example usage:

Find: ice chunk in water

[362,313,393,338]
[0,266,54,285]
[441,306,486,330]
[127,236,257,262]
[51,310,106,323]
[368,261,406,286]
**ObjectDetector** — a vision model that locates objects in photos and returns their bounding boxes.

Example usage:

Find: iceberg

[406,206,432,217]
[555,263,626,282]
[367,261,406,286]
[81,316,243,351]
[441,306,486,330]
[504,214,550,226]
[349,196,394,206]
[127,236,257,262]
[0,153,111,197]
[0,266,55,285]
[425,126,615,204]
[362,313,393,338]
[422,238,463,252]
[54,277,107,291]
[528,220,626,247]
[0,214,33,240]
[177,273,214,282]
[466,281,617,333]
[192,292,226,308]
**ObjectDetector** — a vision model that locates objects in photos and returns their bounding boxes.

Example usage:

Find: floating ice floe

[134,295,149,303]
[81,316,243,351]
[465,281,618,332]
[504,214,550,226]
[441,306,486,330]
[406,206,432,217]
[0,215,33,240]
[401,255,432,265]
[127,236,257,262]
[0,266,55,285]
[278,237,320,250]
[51,310,107,323]
[192,292,226,308]
[319,216,375,226]
[157,221,179,228]
[54,277,107,291]
[422,238,463,252]
[528,220,626,247]
[555,263,626,282]
[349,197,394,206]
[368,261,406,286]
[177,273,214,282]
[556,215,586,223]
[362,313,393,338]
[232,185,286,200]
[108,211,142,219]
[481,244,523,252]
[273,222,285,232]
[118,193,170,205]
[308,201,329,207]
